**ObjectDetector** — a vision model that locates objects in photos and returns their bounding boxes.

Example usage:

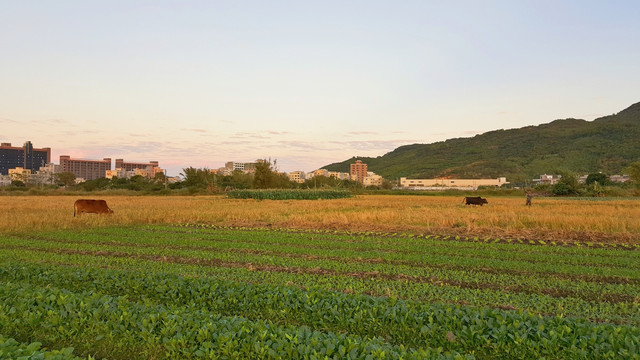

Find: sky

[1,1,639,176]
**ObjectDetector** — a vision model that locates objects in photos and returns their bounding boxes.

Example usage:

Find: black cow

[463,196,488,206]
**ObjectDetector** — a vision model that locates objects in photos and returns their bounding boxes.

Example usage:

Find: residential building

[0,141,51,175]
[328,171,350,180]
[532,174,561,185]
[60,155,111,181]
[31,163,61,185]
[400,177,508,190]
[350,160,368,183]
[363,173,384,187]
[610,175,631,183]
[288,171,306,183]
[223,160,262,175]
[115,159,163,179]
[0,175,10,186]
[8,167,31,183]
[105,168,127,179]
[312,169,329,177]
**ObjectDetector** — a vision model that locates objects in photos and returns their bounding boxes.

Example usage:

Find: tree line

[3,159,639,196]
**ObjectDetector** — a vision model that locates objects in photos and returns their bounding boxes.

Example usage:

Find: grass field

[0,195,639,359]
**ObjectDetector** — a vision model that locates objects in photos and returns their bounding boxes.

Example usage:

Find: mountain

[323,102,640,182]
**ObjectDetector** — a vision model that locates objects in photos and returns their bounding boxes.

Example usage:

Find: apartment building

[60,155,111,181]
[350,160,368,183]
[363,173,384,187]
[0,141,51,175]
[328,171,350,180]
[115,159,163,179]
[288,171,306,183]
[8,167,31,182]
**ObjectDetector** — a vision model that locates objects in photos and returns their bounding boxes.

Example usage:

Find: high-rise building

[60,156,111,181]
[350,160,368,183]
[0,141,51,175]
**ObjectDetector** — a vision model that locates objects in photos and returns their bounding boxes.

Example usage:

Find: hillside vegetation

[324,102,640,182]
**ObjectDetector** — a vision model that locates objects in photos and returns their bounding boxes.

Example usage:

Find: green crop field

[1,224,639,359]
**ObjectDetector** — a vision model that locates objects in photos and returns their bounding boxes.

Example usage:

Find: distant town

[0,140,632,190]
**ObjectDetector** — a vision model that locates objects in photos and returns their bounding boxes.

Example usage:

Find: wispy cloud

[181,128,209,133]
[267,131,292,135]
[30,118,70,125]
[346,131,379,136]
[328,139,417,151]
[230,132,270,140]
[60,130,102,137]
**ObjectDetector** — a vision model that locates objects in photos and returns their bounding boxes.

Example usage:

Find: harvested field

[1,195,640,243]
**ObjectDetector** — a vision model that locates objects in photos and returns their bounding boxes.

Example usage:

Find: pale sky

[1,1,639,176]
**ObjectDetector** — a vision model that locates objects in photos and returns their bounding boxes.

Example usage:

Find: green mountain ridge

[324,102,640,182]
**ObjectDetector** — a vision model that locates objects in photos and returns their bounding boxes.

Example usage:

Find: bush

[552,183,571,196]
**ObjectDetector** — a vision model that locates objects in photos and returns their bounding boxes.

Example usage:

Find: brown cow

[74,199,114,217]
[463,196,488,206]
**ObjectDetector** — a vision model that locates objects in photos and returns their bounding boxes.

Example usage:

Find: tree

[552,171,579,196]
[180,167,216,189]
[55,172,76,188]
[253,161,274,189]
[624,160,640,183]
[585,173,609,186]
[154,172,167,183]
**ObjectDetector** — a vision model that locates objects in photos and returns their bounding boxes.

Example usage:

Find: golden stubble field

[1,195,639,243]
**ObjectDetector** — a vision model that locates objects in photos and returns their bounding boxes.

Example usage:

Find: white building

[401,177,508,190]
[532,174,561,185]
[328,171,351,180]
[363,173,384,187]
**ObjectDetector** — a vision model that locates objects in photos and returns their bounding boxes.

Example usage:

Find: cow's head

[481,198,488,204]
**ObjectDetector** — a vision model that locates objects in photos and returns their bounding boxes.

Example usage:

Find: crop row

[31,225,640,276]
[2,225,639,324]
[177,223,640,250]
[3,245,639,326]
[7,232,640,299]
[6,238,639,308]
[2,262,639,359]
[0,280,467,360]
[0,334,82,360]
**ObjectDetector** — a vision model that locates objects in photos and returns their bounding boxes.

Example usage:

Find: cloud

[0,117,19,124]
[30,118,70,125]
[346,131,379,136]
[181,128,209,133]
[275,141,331,151]
[327,139,417,151]
[60,130,102,137]
[267,131,293,135]
[230,132,270,140]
